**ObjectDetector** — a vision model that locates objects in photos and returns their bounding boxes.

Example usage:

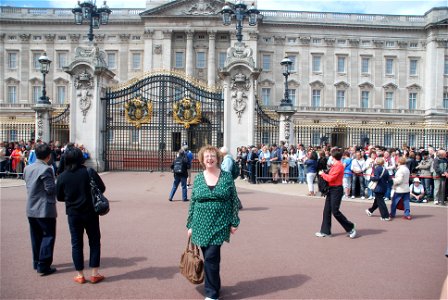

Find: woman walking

[304,151,318,196]
[186,145,240,300]
[365,158,390,220]
[56,147,106,284]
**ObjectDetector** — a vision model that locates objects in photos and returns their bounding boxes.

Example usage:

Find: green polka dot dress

[186,171,240,247]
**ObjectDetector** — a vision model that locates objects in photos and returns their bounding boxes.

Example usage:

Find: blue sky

[0,0,446,15]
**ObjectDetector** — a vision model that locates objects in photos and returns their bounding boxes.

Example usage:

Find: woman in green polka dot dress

[187,145,240,300]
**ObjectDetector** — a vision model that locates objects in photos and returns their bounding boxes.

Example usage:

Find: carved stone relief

[36,112,44,141]
[183,0,218,15]
[74,71,93,122]
[154,44,162,55]
[225,42,255,68]
[231,72,251,123]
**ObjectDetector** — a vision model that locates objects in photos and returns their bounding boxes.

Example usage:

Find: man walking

[182,143,194,188]
[433,150,447,205]
[220,146,243,209]
[316,148,357,239]
[23,143,58,275]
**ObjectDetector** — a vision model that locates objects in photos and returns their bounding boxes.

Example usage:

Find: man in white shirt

[351,151,366,199]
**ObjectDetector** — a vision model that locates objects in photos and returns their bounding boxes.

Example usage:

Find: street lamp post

[276,55,296,147]
[72,0,111,42]
[220,1,260,42]
[280,56,293,108]
[38,53,52,105]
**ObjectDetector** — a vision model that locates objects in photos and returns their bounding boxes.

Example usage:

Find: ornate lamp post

[280,56,293,108]
[38,53,52,105]
[276,55,296,146]
[72,0,111,42]
[220,1,260,42]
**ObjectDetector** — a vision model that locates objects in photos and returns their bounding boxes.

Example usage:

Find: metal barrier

[238,160,300,183]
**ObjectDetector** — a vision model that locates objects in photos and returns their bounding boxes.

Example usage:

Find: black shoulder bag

[87,168,110,216]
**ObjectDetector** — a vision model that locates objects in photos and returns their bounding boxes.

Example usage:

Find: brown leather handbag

[179,236,204,284]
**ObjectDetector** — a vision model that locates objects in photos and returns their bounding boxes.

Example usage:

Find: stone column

[207,30,216,86]
[64,46,115,171]
[186,30,194,77]
[162,30,172,70]
[219,42,261,157]
[143,29,153,71]
[33,103,53,142]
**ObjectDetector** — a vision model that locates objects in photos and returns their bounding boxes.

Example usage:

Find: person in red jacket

[316,148,357,238]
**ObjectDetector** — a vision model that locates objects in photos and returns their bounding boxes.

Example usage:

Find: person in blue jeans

[390,157,411,219]
[342,151,353,199]
[169,149,189,202]
[296,144,306,184]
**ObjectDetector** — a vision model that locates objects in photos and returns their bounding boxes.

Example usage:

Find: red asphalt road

[1,172,447,299]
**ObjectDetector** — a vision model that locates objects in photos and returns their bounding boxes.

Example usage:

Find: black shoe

[39,267,57,276]
[183,199,189,202]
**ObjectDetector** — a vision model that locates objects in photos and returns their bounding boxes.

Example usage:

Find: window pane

[445,57,448,75]
[196,52,206,69]
[132,53,141,70]
[361,91,369,108]
[409,93,417,109]
[175,52,184,68]
[385,92,393,109]
[312,90,320,107]
[386,58,393,75]
[8,86,17,103]
[218,52,226,69]
[262,54,271,71]
[409,59,417,75]
[288,55,297,72]
[288,89,296,105]
[361,57,369,73]
[443,93,448,109]
[57,52,67,69]
[337,56,345,73]
[33,52,42,70]
[107,52,116,69]
[8,53,17,69]
[312,56,321,72]
[336,90,345,108]
[261,88,270,105]
[57,86,65,105]
[32,86,42,103]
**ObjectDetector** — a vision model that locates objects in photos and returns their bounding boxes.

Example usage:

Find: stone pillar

[33,103,53,142]
[277,112,295,148]
[207,30,216,86]
[143,29,153,71]
[162,30,172,70]
[186,30,194,77]
[64,46,115,171]
[219,42,261,157]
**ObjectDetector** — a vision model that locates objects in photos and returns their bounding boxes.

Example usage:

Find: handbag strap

[379,167,385,178]
[186,235,200,256]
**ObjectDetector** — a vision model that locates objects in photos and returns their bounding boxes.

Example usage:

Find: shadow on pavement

[105,265,179,282]
[101,256,147,268]
[209,274,311,299]
[240,207,269,212]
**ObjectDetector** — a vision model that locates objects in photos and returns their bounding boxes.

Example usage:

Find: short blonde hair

[197,145,222,169]
[376,157,384,166]
[398,156,407,165]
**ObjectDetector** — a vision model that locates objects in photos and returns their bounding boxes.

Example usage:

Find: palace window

[444,56,448,75]
[262,54,271,71]
[312,55,321,73]
[261,88,271,106]
[337,56,346,73]
[218,52,226,69]
[196,52,206,69]
[312,131,320,146]
[384,133,392,148]
[409,42,418,48]
[409,59,418,76]
[361,57,370,74]
[131,52,141,70]
[106,51,117,69]
[385,92,394,109]
[32,85,42,103]
[7,86,17,104]
[385,58,394,75]
[8,52,18,69]
[385,41,395,47]
[409,92,417,110]
[287,55,297,72]
[312,89,321,107]
[288,89,296,106]
[175,52,184,68]
[361,91,369,108]
[56,86,66,105]
[57,52,68,69]
[408,134,416,147]
[32,52,44,70]
[336,90,345,108]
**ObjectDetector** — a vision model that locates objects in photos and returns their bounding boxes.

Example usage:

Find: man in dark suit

[23,143,58,276]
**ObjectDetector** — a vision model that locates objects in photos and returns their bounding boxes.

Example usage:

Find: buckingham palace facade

[1,0,447,149]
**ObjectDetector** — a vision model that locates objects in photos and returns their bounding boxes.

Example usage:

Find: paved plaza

[1,172,447,299]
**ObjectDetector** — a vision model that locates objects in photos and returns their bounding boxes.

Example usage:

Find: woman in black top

[56,147,106,284]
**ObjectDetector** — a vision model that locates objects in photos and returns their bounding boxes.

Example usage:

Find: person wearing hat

[409,177,425,203]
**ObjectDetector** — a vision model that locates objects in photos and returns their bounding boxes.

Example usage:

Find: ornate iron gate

[103,71,223,172]
[49,105,70,144]
[254,101,279,146]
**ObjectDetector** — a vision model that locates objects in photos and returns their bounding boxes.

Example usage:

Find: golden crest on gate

[124,96,153,128]
[173,96,202,128]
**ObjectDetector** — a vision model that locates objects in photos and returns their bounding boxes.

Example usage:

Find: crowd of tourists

[0,140,89,178]
[234,142,448,205]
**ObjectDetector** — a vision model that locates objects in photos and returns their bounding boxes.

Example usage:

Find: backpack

[173,156,187,174]
[231,159,240,180]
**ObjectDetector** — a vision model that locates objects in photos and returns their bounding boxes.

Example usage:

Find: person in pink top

[316,148,357,238]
